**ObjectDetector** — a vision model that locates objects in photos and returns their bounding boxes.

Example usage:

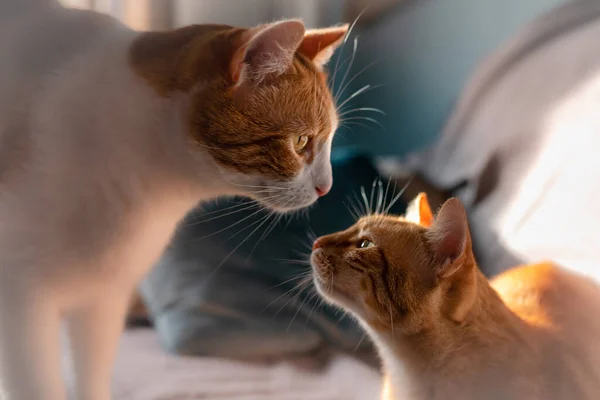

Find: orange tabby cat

[311,193,600,399]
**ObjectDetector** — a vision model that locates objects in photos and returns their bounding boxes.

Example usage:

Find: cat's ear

[297,25,349,69]
[230,20,305,85]
[426,198,471,279]
[427,198,477,323]
[405,192,434,227]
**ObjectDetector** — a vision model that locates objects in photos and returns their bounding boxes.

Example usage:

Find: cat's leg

[0,285,66,400]
[66,289,131,400]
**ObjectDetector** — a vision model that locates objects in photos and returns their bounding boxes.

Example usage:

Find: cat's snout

[313,237,323,250]
[315,183,331,197]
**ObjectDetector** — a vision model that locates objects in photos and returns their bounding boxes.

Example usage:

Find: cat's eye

[359,240,375,249]
[294,135,309,152]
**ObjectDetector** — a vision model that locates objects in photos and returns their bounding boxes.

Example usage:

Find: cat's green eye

[294,135,309,152]
[359,240,375,249]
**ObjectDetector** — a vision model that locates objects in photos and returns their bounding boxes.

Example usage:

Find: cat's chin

[253,193,319,213]
[311,252,357,309]
[313,277,362,316]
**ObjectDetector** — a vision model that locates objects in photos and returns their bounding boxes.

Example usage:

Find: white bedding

[110,329,380,400]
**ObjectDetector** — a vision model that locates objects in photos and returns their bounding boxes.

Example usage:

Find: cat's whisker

[263,212,284,239]
[338,107,386,118]
[360,186,371,215]
[261,276,312,315]
[335,59,383,104]
[303,288,319,323]
[390,179,398,213]
[340,121,375,133]
[248,188,290,194]
[207,210,275,279]
[352,199,363,219]
[281,212,295,233]
[189,205,269,242]
[329,6,367,97]
[345,200,361,220]
[337,83,390,113]
[255,193,293,210]
[330,50,353,96]
[335,36,359,105]
[244,212,277,260]
[330,268,335,293]
[274,258,311,265]
[384,177,414,214]
[273,276,313,317]
[307,228,317,243]
[376,180,384,214]
[224,210,271,242]
[245,211,283,264]
[369,179,377,216]
[306,288,325,325]
[265,271,313,291]
[185,199,256,220]
[290,246,312,260]
[286,287,312,331]
[337,310,348,322]
[226,182,290,191]
[337,84,371,112]
[351,332,368,355]
[351,191,367,217]
[344,6,369,45]
[382,176,392,215]
[294,241,313,258]
[342,116,386,132]
[183,201,264,227]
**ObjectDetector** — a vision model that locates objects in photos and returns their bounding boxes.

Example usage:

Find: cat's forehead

[357,214,409,231]
[355,215,426,246]
[246,60,336,137]
[288,55,337,133]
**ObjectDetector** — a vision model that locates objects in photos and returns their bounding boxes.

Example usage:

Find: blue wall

[332,0,569,156]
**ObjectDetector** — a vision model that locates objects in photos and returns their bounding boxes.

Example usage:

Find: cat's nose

[312,238,323,250]
[315,183,332,197]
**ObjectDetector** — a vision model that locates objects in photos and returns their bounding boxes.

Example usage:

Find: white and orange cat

[0,0,348,399]
[312,193,600,399]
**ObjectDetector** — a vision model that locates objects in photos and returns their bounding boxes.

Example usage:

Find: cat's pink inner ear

[427,198,469,279]
[230,20,305,84]
[298,25,349,68]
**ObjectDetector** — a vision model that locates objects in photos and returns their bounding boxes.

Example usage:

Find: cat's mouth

[311,250,352,301]
[311,249,333,286]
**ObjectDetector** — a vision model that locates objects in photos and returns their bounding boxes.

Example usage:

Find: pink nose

[315,184,331,197]
[312,238,323,250]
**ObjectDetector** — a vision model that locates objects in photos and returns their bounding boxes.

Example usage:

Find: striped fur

[312,197,600,400]
[130,21,347,210]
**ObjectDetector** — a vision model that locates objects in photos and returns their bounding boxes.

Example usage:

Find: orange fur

[129,22,345,178]
[312,196,600,400]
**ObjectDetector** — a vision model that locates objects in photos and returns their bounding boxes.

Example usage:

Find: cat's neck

[369,267,533,399]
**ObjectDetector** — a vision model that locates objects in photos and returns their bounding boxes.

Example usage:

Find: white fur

[0,4,334,400]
